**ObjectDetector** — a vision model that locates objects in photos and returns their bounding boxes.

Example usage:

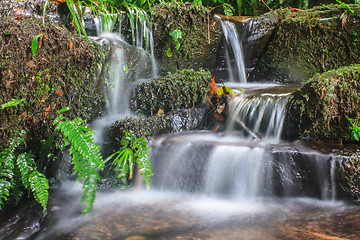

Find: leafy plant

[105,130,152,189]
[349,118,360,141]
[54,107,105,215]
[0,130,49,212]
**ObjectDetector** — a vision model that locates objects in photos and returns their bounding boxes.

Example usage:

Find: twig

[259,0,272,11]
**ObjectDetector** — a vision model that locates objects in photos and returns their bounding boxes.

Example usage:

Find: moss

[0,15,108,166]
[131,68,211,116]
[284,64,360,141]
[152,2,223,75]
[250,4,360,83]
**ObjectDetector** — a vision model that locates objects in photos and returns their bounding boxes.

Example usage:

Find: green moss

[0,15,108,164]
[284,64,360,141]
[131,68,211,116]
[251,4,360,82]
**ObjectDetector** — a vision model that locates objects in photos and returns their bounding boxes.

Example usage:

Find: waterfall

[227,93,290,143]
[218,17,251,83]
[149,133,336,200]
[91,12,158,144]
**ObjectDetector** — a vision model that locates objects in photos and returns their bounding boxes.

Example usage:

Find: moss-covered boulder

[0,13,108,160]
[283,64,360,141]
[152,3,224,76]
[131,68,211,116]
[250,4,360,83]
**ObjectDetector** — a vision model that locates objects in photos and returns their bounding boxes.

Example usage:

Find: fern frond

[29,171,49,212]
[0,130,25,210]
[16,153,49,212]
[54,113,104,215]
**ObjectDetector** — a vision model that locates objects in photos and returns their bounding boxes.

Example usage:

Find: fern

[106,130,152,189]
[54,108,104,215]
[0,130,25,210]
[16,153,49,212]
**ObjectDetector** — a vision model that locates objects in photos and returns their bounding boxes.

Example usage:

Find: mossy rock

[0,13,108,164]
[130,68,211,116]
[250,4,360,83]
[283,64,360,141]
[152,2,224,76]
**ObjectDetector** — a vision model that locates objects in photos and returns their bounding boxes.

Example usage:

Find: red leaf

[15,14,23,20]
[209,76,217,95]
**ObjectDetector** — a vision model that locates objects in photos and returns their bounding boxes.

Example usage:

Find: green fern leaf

[54,114,104,215]
[0,130,25,210]
[29,171,49,212]
[16,152,49,211]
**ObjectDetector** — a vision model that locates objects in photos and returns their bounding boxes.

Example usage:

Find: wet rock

[130,69,211,117]
[283,64,360,141]
[249,4,360,83]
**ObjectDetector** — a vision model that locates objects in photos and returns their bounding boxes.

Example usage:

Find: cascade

[91,12,158,144]
[4,9,359,240]
[217,16,251,83]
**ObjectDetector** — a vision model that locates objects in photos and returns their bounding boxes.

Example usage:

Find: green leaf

[1,98,25,109]
[32,34,44,57]
[166,48,172,58]
[176,42,181,51]
[124,65,129,74]
[169,29,182,41]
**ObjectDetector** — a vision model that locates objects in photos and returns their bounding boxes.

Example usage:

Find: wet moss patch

[250,4,360,83]
[131,68,211,116]
[284,64,360,141]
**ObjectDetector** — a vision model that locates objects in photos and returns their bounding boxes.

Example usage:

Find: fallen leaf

[320,86,326,100]
[340,12,347,29]
[69,41,73,51]
[155,108,164,115]
[26,60,36,68]
[209,76,217,95]
[40,95,47,103]
[216,103,225,114]
[288,6,304,11]
[55,90,64,96]
[15,14,23,20]
[44,105,51,119]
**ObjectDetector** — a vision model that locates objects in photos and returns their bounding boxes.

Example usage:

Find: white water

[219,18,249,83]
[92,13,158,144]
[227,93,290,143]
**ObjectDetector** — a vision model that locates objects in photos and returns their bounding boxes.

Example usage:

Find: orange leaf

[44,105,51,119]
[69,41,73,51]
[40,95,47,103]
[15,14,23,20]
[288,6,303,11]
[55,90,64,96]
[209,76,217,95]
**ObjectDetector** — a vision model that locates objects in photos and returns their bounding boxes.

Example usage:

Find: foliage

[349,118,360,141]
[54,107,105,215]
[31,34,44,57]
[105,130,152,189]
[0,130,49,212]
[1,98,25,110]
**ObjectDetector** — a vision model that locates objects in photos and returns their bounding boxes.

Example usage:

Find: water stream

[1,12,360,240]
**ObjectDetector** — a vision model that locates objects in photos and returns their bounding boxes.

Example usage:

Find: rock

[249,4,360,83]
[283,64,360,141]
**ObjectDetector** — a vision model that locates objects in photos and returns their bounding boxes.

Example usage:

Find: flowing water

[2,12,360,240]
